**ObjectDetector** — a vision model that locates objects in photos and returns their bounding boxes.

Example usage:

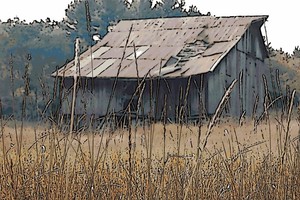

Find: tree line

[0,0,203,118]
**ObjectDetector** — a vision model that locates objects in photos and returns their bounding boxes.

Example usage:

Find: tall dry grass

[1,116,300,199]
[1,72,300,199]
[2,32,300,199]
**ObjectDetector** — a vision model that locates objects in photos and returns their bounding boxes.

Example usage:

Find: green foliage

[129,0,185,18]
[0,18,73,118]
[63,0,201,47]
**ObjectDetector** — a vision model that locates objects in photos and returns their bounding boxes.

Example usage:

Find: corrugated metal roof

[52,15,268,78]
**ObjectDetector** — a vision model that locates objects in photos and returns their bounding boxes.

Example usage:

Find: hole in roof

[163,56,180,68]
[153,57,181,77]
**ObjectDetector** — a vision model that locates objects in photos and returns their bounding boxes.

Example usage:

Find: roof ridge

[119,15,269,22]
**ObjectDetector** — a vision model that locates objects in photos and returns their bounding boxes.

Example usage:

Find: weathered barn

[53,15,270,122]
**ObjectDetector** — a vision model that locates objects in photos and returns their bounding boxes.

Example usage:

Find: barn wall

[62,78,136,116]
[205,22,269,117]
[139,77,203,121]
[61,77,197,121]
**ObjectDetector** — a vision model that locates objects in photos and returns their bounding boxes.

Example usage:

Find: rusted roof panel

[53,15,268,78]
[127,46,150,59]
[179,54,222,76]
[80,59,107,77]
[98,32,128,47]
[204,26,247,43]
[86,59,116,77]
[51,45,110,77]
[96,59,122,77]
[139,46,183,60]
[99,47,133,59]
[202,41,235,57]
[120,59,165,78]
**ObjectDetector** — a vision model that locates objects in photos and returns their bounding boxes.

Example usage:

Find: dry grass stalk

[196,75,204,160]
[70,38,80,134]
[281,89,296,164]
[183,79,238,200]
[104,25,133,125]
[203,79,238,150]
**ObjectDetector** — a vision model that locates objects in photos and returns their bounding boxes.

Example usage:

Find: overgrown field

[1,54,300,198]
[1,114,300,199]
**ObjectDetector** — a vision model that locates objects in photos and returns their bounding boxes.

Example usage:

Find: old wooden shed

[53,15,270,122]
